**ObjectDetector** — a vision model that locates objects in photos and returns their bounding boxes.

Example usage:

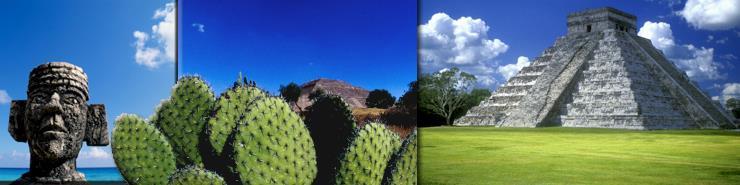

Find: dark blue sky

[421,0,739,99]
[180,0,417,97]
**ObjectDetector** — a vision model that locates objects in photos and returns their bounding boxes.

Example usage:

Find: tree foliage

[279,82,301,105]
[419,68,477,125]
[727,98,740,119]
[366,89,396,109]
[309,88,326,101]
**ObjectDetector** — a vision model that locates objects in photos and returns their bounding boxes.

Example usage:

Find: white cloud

[0,90,10,104]
[79,147,112,159]
[192,23,205,32]
[498,56,531,81]
[11,150,29,159]
[678,0,740,30]
[638,21,676,52]
[420,12,510,87]
[133,2,175,69]
[715,83,740,104]
[638,21,724,81]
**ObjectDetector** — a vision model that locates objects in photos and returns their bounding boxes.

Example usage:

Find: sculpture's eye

[32,95,46,104]
[65,96,80,105]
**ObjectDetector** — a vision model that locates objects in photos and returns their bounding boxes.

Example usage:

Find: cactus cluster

[112,75,416,185]
[307,94,417,185]
[113,76,316,185]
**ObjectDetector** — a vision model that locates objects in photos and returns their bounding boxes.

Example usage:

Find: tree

[419,68,476,125]
[727,98,740,119]
[397,81,418,113]
[279,82,302,110]
[365,89,396,109]
[309,88,326,101]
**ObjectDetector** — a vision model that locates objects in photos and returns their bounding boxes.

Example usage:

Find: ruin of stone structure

[8,62,109,184]
[455,7,737,130]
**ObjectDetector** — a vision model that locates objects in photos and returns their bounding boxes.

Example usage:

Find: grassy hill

[420,127,740,185]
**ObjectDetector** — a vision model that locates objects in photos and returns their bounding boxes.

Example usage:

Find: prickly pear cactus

[206,85,265,156]
[168,166,226,185]
[384,131,417,185]
[335,123,402,185]
[153,76,215,167]
[232,97,317,184]
[304,94,356,184]
[113,114,177,185]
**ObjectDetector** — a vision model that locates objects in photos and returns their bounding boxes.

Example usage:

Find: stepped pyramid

[455,7,737,129]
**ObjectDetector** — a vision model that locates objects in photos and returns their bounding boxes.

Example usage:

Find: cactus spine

[153,76,215,167]
[335,123,402,185]
[232,97,317,184]
[384,131,417,185]
[206,85,265,156]
[113,114,177,185]
[168,166,226,185]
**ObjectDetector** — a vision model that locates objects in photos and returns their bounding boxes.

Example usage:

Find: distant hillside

[296,78,369,111]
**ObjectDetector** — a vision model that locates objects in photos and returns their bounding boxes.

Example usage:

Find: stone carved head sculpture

[8,62,108,184]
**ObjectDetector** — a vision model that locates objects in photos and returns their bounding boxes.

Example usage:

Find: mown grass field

[420,127,740,185]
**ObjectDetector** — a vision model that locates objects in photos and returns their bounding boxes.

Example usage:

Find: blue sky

[420,0,740,103]
[179,0,417,97]
[0,1,175,168]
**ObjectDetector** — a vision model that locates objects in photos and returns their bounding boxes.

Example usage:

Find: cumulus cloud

[714,83,740,104]
[79,147,112,159]
[420,12,509,87]
[498,56,531,80]
[637,22,676,52]
[134,2,175,69]
[638,21,724,81]
[192,23,205,32]
[0,90,10,104]
[678,0,740,30]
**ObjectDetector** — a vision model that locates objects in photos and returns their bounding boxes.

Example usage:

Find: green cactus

[113,114,177,185]
[232,97,317,184]
[304,94,356,184]
[206,85,265,156]
[153,76,215,167]
[383,131,417,185]
[335,123,402,185]
[168,166,226,185]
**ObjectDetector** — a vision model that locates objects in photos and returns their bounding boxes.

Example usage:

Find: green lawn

[420,127,740,185]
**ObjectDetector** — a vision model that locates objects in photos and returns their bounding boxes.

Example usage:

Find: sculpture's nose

[42,92,63,117]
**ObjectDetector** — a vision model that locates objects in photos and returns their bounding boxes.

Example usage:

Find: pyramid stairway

[454,7,736,129]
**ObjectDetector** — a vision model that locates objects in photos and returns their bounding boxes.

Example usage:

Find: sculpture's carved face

[25,86,87,161]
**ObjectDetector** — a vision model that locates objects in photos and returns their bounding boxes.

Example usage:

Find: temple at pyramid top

[455,7,737,129]
[567,7,637,35]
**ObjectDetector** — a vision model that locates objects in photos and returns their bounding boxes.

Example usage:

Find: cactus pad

[335,123,401,185]
[207,86,265,156]
[304,94,356,184]
[168,166,226,185]
[113,114,177,185]
[153,76,215,167]
[232,97,317,184]
[384,131,417,185]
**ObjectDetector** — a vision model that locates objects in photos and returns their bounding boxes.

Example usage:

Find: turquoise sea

[0,167,123,182]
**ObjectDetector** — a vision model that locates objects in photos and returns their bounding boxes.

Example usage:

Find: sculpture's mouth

[40,115,68,139]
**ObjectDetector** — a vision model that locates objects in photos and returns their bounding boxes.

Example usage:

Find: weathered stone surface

[8,62,109,184]
[296,78,370,110]
[455,7,737,130]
